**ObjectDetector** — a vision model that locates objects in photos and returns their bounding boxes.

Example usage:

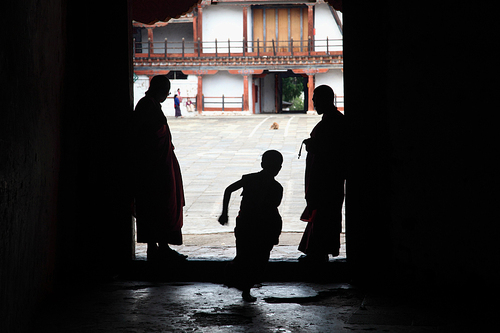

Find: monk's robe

[298,107,346,256]
[132,94,184,245]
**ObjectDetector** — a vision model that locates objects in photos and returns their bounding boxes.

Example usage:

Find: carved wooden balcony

[133,38,343,71]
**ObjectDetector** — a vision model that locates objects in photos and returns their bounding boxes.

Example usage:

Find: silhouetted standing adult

[298,85,346,263]
[132,75,187,261]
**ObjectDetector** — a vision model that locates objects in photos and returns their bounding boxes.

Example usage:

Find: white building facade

[133,0,343,116]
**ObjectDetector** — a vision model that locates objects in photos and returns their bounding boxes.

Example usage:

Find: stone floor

[136,232,346,261]
[33,280,491,332]
[50,115,487,332]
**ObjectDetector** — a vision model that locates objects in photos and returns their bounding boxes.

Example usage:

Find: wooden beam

[243,6,248,53]
[197,5,203,54]
[134,69,170,76]
[193,11,198,43]
[228,69,264,75]
[307,3,314,41]
[133,21,169,28]
[182,70,218,75]
[329,6,343,36]
[292,68,329,74]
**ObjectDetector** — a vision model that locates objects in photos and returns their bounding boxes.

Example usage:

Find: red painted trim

[227,69,264,75]
[182,70,218,75]
[135,69,171,75]
[292,68,329,74]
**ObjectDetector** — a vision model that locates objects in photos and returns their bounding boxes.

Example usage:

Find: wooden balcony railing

[133,38,342,65]
[202,95,243,112]
[168,95,343,112]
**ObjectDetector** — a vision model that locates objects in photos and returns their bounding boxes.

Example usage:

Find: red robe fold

[132,95,185,245]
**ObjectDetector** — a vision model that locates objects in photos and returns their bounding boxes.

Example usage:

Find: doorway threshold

[125,256,349,283]
[135,232,346,262]
[129,233,348,282]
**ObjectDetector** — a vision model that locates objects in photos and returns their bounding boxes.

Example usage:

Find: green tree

[282,77,304,102]
[290,95,304,110]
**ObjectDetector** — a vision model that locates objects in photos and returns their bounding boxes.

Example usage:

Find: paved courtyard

[135,114,346,260]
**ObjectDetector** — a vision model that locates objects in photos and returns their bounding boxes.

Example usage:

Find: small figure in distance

[218,150,284,302]
[177,88,182,102]
[174,94,183,118]
[185,98,194,112]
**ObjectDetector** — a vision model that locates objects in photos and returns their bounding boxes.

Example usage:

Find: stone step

[121,258,350,284]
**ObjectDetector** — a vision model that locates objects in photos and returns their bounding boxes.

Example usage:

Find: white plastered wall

[315,69,344,109]
[202,71,251,115]
[314,3,343,52]
[141,23,194,54]
[203,5,244,53]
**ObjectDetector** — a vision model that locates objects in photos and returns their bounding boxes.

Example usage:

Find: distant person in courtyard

[185,98,194,112]
[132,75,187,262]
[298,85,346,263]
[174,94,182,118]
[218,150,284,301]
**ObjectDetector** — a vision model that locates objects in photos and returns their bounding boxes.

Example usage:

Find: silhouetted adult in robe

[298,85,346,263]
[132,75,187,261]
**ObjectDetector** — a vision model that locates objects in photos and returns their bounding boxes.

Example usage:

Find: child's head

[261,150,283,177]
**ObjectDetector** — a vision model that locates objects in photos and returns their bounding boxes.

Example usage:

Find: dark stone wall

[344,1,499,289]
[0,1,65,332]
[1,1,134,332]
[57,1,134,278]
[343,2,392,284]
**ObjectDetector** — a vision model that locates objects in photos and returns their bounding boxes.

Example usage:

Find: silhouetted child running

[218,150,284,302]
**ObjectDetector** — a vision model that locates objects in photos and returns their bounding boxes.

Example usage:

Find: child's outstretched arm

[218,179,244,225]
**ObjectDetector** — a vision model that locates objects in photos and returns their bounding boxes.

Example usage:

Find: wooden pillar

[193,9,198,44]
[307,74,314,112]
[243,6,248,53]
[307,4,314,49]
[147,27,154,40]
[197,5,203,53]
[275,74,279,113]
[147,27,154,55]
[252,79,256,114]
[243,75,249,111]
[197,75,203,114]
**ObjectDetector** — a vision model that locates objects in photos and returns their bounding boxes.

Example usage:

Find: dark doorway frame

[127,7,352,265]
[277,70,309,113]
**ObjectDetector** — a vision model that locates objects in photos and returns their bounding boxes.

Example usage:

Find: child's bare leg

[242,288,256,302]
